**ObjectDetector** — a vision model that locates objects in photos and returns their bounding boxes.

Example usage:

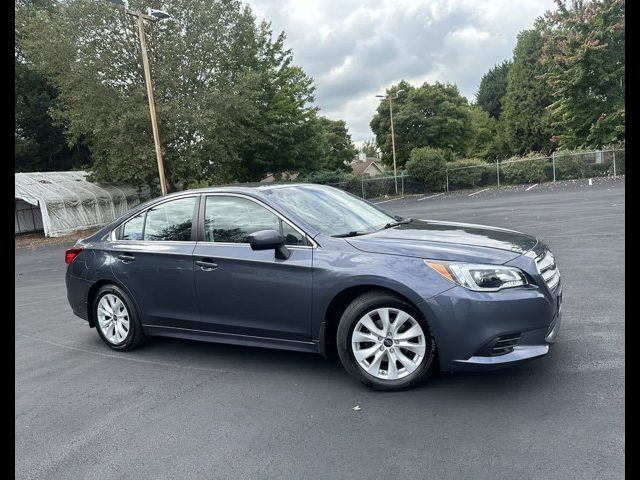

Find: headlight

[425,260,528,292]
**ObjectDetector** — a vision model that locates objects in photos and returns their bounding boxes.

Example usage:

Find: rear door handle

[117,254,135,262]
[196,259,218,271]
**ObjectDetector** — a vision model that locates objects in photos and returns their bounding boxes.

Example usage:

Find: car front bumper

[419,284,562,372]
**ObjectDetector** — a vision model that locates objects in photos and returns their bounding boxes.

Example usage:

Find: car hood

[345,219,538,264]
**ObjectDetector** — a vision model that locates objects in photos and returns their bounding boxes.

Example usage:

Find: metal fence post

[401,172,404,196]
[445,170,449,193]
[361,177,365,199]
[552,151,556,182]
[496,158,500,188]
[613,151,617,178]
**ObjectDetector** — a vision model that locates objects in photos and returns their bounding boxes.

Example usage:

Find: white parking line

[468,188,489,197]
[373,197,403,204]
[417,192,444,201]
[526,183,538,191]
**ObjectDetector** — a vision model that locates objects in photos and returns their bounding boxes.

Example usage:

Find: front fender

[311,247,455,340]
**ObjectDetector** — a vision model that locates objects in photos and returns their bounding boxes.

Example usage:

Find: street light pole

[376,90,404,195]
[108,1,171,195]
[130,10,168,195]
[388,95,398,194]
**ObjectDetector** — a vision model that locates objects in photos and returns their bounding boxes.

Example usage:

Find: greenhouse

[15,171,148,237]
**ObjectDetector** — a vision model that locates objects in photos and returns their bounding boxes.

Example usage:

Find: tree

[466,106,500,159]
[501,29,554,154]
[18,0,327,189]
[235,22,323,181]
[405,147,447,190]
[15,0,90,173]
[370,81,472,169]
[539,0,624,149]
[314,116,356,171]
[359,139,379,157]
[476,60,511,119]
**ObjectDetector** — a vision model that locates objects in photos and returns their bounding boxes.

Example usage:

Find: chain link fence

[326,148,624,200]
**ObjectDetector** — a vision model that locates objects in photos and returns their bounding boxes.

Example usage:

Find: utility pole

[388,96,398,195]
[129,9,169,195]
[376,90,405,195]
[107,1,171,195]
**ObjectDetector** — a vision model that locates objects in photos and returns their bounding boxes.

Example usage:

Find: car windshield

[263,185,398,237]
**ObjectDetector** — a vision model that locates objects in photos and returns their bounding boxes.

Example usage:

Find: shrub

[299,169,355,185]
[405,147,447,191]
[553,150,607,180]
[299,169,363,195]
[446,158,487,189]
[501,155,547,184]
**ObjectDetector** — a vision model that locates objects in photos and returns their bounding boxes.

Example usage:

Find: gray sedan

[65,184,562,390]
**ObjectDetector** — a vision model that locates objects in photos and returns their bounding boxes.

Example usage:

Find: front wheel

[336,291,437,391]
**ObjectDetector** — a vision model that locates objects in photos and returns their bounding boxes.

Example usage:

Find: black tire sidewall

[94,284,142,351]
[337,293,436,391]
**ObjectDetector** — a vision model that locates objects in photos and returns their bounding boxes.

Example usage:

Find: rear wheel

[336,291,437,390]
[94,284,146,351]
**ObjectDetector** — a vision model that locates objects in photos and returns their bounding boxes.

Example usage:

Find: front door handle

[196,259,218,271]
[117,253,135,262]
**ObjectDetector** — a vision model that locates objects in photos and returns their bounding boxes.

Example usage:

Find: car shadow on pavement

[95,333,557,398]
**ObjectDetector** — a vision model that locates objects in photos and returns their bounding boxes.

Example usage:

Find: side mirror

[247,229,290,260]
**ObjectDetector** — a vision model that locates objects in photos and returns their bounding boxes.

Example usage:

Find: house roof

[351,157,382,174]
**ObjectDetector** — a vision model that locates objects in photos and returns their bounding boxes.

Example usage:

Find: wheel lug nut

[379,346,385,351]
[390,348,395,353]
[394,339,399,345]
[377,336,382,341]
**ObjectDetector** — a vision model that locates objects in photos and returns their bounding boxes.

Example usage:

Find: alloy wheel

[97,293,130,345]
[351,307,427,380]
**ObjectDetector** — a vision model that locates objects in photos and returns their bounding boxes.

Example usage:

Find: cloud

[247,0,555,143]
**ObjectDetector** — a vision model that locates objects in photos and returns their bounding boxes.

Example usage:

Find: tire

[94,284,146,351]
[336,291,437,391]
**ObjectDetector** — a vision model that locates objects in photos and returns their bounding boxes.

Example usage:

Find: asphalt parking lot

[15,178,625,479]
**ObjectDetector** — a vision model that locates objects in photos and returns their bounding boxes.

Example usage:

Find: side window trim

[113,194,200,242]
[141,210,147,240]
[198,193,315,247]
[190,194,201,242]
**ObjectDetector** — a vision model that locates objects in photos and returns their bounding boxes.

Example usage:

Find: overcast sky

[247,0,555,144]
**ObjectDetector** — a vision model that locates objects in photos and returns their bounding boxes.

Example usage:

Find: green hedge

[446,158,488,188]
[553,151,612,180]
[501,156,547,184]
[299,169,358,185]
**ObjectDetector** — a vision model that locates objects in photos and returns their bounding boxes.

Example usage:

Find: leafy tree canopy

[15,0,90,172]
[17,0,350,189]
[500,29,554,154]
[359,139,379,158]
[475,60,511,119]
[539,0,624,149]
[315,116,357,172]
[370,81,472,169]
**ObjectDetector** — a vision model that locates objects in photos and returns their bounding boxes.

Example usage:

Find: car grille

[536,250,560,291]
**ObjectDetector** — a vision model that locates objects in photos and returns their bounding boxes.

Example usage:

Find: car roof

[162,183,321,197]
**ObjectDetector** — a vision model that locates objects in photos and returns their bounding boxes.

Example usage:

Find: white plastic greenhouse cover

[15,171,149,237]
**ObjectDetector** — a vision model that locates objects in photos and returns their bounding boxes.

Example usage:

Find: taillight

[65,247,83,265]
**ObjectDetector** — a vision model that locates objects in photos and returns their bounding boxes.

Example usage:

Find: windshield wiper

[381,218,412,230]
[332,230,372,238]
